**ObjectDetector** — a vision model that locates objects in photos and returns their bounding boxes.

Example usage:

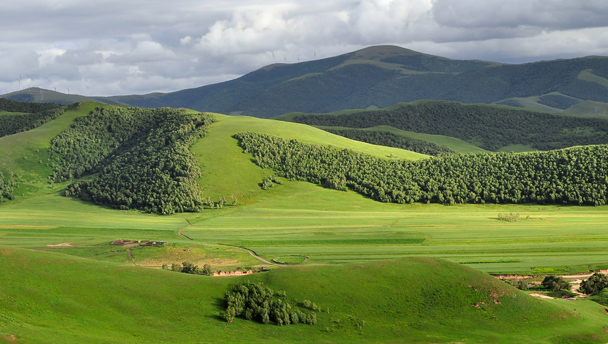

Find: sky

[2,0,608,97]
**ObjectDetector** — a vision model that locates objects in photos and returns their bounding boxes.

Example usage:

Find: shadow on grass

[208,296,226,322]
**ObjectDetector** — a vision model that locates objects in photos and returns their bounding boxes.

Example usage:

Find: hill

[280,100,608,151]
[4,46,608,118]
[1,245,606,343]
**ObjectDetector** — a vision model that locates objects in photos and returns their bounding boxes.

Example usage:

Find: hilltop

[4,45,608,117]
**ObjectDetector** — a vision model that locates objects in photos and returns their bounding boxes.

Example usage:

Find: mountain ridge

[3,45,608,117]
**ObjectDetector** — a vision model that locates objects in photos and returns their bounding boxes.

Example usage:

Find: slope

[281,100,608,151]
[191,114,427,200]
[1,246,606,343]
[6,46,608,118]
[101,46,608,117]
[0,102,100,198]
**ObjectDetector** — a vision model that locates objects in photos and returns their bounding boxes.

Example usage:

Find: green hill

[191,114,426,201]
[1,246,606,343]
[2,102,608,342]
[281,100,608,151]
[104,46,608,118]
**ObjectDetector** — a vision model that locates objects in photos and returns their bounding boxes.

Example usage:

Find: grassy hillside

[315,124,487,154]
[1,246,606,343]
[191,114,426,200]
[1,102,608,342]
[282,100,608,151]
[0,102,99,197]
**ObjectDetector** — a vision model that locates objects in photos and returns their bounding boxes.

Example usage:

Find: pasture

[1,180,608,275]
[1,103,608,342]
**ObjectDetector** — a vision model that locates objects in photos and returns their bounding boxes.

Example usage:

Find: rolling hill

[4,45,608,118]
[280,100,608,151]
[2,101,608,342]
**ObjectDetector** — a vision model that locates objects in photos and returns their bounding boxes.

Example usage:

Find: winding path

[178,219,193,240]
[177,219,281,266]
[219,244,284,266]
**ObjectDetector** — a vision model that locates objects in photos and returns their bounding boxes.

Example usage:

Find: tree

[541,275,571,291]
[201,264,212,276]
[181,261,198,274]
[579,273,608,295]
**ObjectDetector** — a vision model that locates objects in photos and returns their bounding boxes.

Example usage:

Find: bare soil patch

[530,293,553,299]
[46,242,72,247]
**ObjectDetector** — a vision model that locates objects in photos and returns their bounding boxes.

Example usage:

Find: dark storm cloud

[0,0,607,96]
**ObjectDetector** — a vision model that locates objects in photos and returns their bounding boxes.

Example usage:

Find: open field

[1,103,608,342]
[1,245,607,343]
[2,181,608,276]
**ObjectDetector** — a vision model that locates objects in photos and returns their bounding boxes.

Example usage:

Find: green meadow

[1,103,608,342]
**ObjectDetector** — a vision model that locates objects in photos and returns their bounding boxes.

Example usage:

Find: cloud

[0,0,607,96]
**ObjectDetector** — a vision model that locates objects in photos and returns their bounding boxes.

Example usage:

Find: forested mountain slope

[282,101,608,151]
[4,45,608,118]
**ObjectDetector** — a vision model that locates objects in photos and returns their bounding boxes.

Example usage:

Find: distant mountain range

[3,45,608,118]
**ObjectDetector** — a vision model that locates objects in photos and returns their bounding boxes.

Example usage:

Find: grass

[0,102,101,195]
[1,246,607,343]
[317,124,487,154]
[0,111,28,116]
[578,70,608,89]
[497,144,537,152]
[191,114,426,200]
[2,106,608,342]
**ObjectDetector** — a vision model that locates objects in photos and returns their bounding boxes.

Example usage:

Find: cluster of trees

[50,107,215,214]
[235,132,608,206]
[163,262,212,276]
[0,98,62,113]
[0,107,67,138]
[289,101,608,151]
[0,171,14,202]
[324,128,455,156]
[223,282,317,325]
[579,273,608,295]
[260,176,283,190]
[541,276,571,291]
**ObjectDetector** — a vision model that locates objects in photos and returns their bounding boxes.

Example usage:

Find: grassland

[190,114,426,200]
[1,105,608,342]
[1,246,607,343]
[0,102,99,197]
[317,124,487,154]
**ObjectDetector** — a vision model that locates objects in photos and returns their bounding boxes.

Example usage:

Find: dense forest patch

[287,101,608,151]
[324,128,455,156]
[0,171,14,202]
[0,106,68,138]
[50,107,215,214]
[236,132,608,206]
[0,98,63,113]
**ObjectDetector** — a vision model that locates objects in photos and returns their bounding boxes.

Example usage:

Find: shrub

[541,276,571,291]
[579,273,608,295]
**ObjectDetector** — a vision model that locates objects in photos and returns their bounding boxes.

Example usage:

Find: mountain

[3,45,608,117]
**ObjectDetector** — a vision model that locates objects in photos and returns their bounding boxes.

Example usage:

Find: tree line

[288,101,608,151]
[0,106,67,138]
[235,132,608,206]
[0,98,63,113]
[0,171,14,202]
[324,128,455,156]
[50,107,215,214]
